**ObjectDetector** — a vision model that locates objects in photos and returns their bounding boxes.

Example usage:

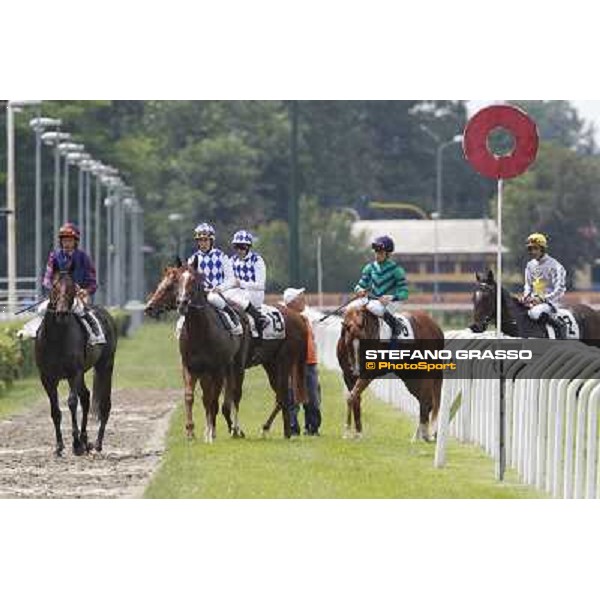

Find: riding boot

[382,311,401,338]
[222,304,240,330]
[246,303,266,338]
[83,310,101,336]
[547,313,567,339]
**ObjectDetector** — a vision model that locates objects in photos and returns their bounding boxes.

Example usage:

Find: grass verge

[144,322,541,498]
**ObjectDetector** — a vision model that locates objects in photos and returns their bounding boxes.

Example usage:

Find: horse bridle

[474,282,518,329]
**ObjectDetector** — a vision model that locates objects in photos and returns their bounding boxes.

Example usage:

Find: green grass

[144,325,542,498]
[112,319,181,389]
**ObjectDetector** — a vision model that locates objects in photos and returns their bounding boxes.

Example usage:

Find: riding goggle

[233,244,250,251]
[371,244,386,252]
[196,236,211,242]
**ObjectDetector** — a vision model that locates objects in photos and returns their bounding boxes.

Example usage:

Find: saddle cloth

[248,305,286,339]
[544,308,580,340]
[378,314,415,341]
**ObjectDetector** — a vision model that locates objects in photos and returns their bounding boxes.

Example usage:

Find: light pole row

[420,124,463,302]
[5,100,145,312]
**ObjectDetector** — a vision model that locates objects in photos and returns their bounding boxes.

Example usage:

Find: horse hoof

[55,448,64,458]
[94,443,103,453]
[353,432,363,440]
[73,443,84,456]
[260,427,269,439]
[342,429,352,440]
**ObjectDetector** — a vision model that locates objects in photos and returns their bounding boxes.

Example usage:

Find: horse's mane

[343,304,379,339]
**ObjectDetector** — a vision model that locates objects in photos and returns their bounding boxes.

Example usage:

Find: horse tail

[91,307,117,422]
[291,353,307,405]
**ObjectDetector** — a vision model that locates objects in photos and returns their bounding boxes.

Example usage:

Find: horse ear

[192,255,198,271]
[173,256,183,268]
[486,269,495,283]
[476,272,481,282]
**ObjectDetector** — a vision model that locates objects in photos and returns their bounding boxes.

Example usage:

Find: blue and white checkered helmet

[194,222,216,240]
[231,230,254,246]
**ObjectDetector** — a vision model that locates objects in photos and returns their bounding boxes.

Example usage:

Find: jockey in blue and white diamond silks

[187,223,267,335]
[229,229,268,336]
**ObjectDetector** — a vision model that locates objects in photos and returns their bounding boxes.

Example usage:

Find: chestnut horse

[144,263,308,439]
[35,270,117,456]
[337,304,444,441]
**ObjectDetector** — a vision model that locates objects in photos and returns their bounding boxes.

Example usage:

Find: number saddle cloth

[378,313,415,341]
[247,305,286,339]
[543,308,580,340]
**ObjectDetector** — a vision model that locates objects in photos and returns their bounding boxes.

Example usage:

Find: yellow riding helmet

[526,233,547,249]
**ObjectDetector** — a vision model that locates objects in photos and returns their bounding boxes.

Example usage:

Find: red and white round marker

[463,104,539,180]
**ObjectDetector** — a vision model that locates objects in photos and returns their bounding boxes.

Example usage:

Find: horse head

[470,270,497,332]
[176,266,206,316]
[49,270,77,321]
[340,303,378,377]
[144,265,182,318]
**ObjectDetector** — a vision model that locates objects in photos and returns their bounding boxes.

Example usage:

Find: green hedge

[0,322,35,395]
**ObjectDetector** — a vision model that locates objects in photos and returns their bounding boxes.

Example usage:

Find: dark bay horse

[338,304,444,441]
[144,264,308,439]
[35,271,118,456]
[470,270,600,345]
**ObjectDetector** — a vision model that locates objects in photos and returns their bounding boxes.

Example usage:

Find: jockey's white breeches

[528,302,558,320]
[346,297,402,317]
[37,298,86,316]
[207,288,251,310]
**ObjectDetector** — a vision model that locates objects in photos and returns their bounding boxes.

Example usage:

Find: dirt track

[0,388,178,498]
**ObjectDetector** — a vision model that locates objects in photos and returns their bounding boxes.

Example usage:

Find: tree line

[0,100,598,294]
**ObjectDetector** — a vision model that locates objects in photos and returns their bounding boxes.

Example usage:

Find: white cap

[283,287,305,305]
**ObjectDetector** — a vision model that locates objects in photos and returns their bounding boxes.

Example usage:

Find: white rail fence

[313,315,600,499]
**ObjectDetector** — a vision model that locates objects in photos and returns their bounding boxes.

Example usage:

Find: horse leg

[67,375,83,456]
[347,378,370,439]
[200,374,221,443]
[342,372,358,439]
[223,368,245,438]
[78,378,92,453]
[429,377,443,440]
[93,360,114,453]
[262,405,281,437]
[41,374,64,456]
[414,387,433,443]
[260,361,281,435]
[182,365,197,440]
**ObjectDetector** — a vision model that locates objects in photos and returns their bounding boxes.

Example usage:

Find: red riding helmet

[58,222,81,241]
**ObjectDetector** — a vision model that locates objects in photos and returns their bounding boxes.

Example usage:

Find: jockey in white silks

[522,232,567,339]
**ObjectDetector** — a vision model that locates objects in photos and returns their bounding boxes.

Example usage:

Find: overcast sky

[467,100,600,142]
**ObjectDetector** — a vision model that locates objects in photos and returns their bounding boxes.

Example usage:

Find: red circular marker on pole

[462,104,539,483]
[463,104,538,179]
